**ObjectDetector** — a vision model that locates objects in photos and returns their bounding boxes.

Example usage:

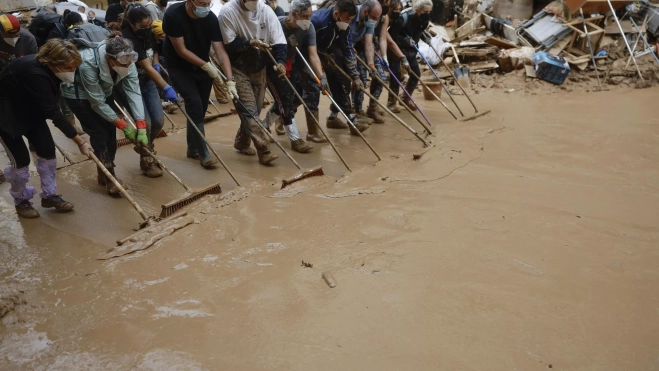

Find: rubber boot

[387,94,400,113]
[5,166,38,217]
[41,195,74,212]
[326,113,348,129]
[285,118,313,153]
[366,105,385,124]
[305,110,327,143]
[400,94,417,111]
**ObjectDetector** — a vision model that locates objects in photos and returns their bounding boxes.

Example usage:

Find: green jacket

[61,40,144,122]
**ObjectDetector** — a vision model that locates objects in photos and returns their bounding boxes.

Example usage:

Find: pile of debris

[417,0,659,92]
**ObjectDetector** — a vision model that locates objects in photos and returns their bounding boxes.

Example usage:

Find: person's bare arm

[378,16,389,59]
[364,34,375,65]
[211,41,233,79]
[137,59,169,89]
[386,33,405,58]
[169,36,206,67]
[307,46,324,78]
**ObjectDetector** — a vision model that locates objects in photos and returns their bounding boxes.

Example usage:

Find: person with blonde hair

[0,39,92,218]
[62,32,147,197]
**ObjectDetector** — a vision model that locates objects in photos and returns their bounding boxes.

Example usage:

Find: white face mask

[3,37,19,47]
[244,0,258,11]
[336,21,349,30]
[112,65,130,78]
[54,71,76,84]
[295,15,311,30]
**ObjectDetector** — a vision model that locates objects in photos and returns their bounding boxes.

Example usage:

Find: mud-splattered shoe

[366,106,385,124]
[200,157,219,169]
[15,200,40,218]
[326,115,348,129]
[291,139,313,153]
[41,195,74,212]
[258,151,278,165]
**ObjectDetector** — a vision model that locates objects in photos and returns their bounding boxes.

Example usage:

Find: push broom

[421,32,491,121]
[326,56,431,147]
[215,67,325,189]
[259,51,352,173]
[114,102,223,217]
[295,47,382,162]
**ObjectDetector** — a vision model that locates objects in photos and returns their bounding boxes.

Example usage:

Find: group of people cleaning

[0,0,434,219]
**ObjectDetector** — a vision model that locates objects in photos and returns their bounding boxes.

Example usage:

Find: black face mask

[419,12,430,23]
[136,28,152,40]
[390,11,400,21]
[382,6,389,15]
[160,0,168,7]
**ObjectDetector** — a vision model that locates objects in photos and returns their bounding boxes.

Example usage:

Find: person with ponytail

[121,5,177,177]
[61,31,146,197]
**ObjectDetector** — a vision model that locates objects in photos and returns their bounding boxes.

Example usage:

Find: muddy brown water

[1,88,658,370]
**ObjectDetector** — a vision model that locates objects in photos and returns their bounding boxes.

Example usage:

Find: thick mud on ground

[0,88,658,370]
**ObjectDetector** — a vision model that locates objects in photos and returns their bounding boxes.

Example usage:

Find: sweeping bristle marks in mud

[0,39,92,218]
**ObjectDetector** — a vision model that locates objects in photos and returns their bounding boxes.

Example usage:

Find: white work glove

[78,141,93,157]
[227,81,239,99]
[250,39,271,51]
[201,61,221,80]
[274,63,286,77]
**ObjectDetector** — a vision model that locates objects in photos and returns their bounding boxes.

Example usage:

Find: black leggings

[0,121,55,168]
[65,97,117,165]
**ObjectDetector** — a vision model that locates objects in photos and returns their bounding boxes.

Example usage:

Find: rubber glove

[227,81,239,99]
[319,75,330,92]
[401,55,410,72]
[77,141,93,157]
[136,129,148,146]
[250,39,271,51]
[163,85,179,102]
[368,63,378,77]
[382,56,389,68]
[153,63,162,73]
[273,63,286,77]
[122,126,137,142]
[200,61,221,80]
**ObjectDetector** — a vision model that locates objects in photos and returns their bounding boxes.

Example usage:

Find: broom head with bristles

[160,183,222,218]
[281,166,324,189]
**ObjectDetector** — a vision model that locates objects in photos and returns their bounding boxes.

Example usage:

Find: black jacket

[0,55,77,138]
[389,9,429,58]
[90,18,107,28]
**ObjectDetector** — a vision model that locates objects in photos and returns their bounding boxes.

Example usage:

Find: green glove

[136,129,148,146]
[122,126,137,141]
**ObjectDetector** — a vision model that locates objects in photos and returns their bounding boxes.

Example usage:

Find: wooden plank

[484,36,518,49]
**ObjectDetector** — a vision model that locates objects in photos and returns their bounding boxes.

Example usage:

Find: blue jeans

[141,80,165,145]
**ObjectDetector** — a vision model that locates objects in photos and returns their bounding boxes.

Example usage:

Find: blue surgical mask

[193,3,211,17]
[365,18,377,28]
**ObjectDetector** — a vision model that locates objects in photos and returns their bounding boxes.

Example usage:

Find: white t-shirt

[218,0,286,46]
[78,11,88,23]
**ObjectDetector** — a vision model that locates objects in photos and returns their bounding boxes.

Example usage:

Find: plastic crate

[533,51,570,85]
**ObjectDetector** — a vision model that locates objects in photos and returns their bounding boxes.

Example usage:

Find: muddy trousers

[0,124,58,205]
[318,53,353,116]
[232,67,270,155]
[299,66,321,111]
[140,81,165,145]
[210,51,229,103]
[387,50,421,97]
[168,67,213,161]
[352,49,386,112]
[65,97,117,166]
